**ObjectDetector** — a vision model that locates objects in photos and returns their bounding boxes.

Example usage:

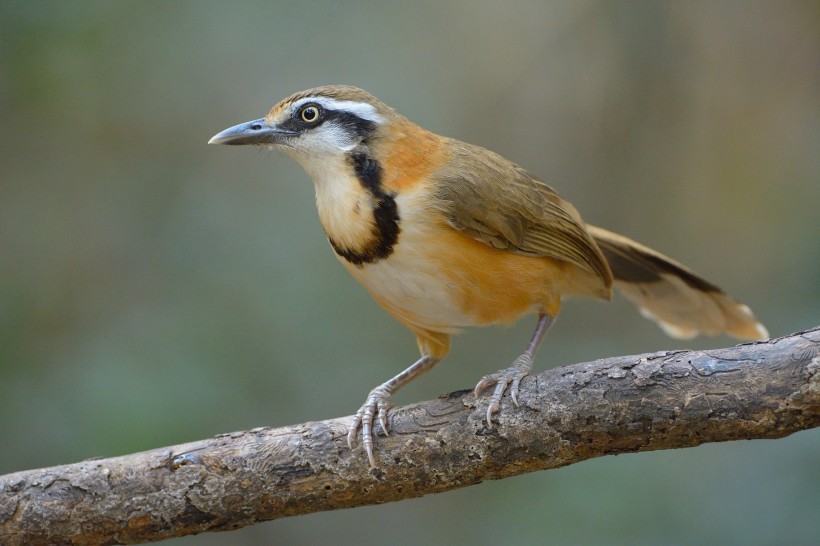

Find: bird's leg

[348,355,439,467]
[474,313,555,427]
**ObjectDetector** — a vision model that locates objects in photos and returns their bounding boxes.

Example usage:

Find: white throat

[288,151,375,252]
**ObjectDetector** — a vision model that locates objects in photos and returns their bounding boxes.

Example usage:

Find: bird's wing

[432,140,612,287]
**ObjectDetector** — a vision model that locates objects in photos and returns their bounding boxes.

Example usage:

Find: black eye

[300,105,320,123]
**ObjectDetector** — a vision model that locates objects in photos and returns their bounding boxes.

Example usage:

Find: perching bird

[209,85,768,466]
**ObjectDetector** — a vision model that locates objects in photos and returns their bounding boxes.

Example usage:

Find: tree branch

[1,328,818,545]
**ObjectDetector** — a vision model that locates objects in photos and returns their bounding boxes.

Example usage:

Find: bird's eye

[300,105,320,123]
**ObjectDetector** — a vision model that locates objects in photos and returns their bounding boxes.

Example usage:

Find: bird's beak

[208,118,296,146]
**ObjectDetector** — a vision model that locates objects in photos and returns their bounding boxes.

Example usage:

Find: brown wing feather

[432,140,613,289]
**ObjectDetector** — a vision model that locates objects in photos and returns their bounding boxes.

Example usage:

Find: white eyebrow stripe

[292,96,385,124]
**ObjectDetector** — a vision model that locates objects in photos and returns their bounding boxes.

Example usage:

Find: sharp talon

[347,413,362,449]
[361,420,373,460]
[510,378,522,406]
[348,386,394,466]
[379,411,389,437]
[474,373,499,398]
[475,354,534,427]
[474,379,487,398]
[362,418,376,468]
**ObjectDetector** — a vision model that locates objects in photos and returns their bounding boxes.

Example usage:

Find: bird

[209,85,768,467]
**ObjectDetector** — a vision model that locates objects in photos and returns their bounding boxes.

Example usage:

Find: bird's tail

[587,225,768,340]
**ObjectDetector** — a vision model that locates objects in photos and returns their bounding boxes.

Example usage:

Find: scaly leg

[348,355,439,467]
[474,314,555,427]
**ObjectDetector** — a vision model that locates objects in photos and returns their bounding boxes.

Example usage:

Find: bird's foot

[474,353,533,427]
[347,385,393,467]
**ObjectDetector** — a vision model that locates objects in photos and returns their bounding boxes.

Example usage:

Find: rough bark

[1,328,818,546]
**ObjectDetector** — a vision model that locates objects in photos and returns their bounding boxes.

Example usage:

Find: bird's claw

[474,354,532,428]
[347,386,393,467]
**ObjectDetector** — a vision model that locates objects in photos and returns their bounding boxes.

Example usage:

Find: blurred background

[1,1,818,544]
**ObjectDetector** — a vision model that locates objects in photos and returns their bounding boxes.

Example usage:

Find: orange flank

[435,227,564,324]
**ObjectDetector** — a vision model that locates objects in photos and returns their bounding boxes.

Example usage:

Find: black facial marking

[327,152,400,266]
[278,104,377,141]
[331,111,377,139]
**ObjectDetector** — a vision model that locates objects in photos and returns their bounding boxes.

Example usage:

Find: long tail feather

[588,225,768,340]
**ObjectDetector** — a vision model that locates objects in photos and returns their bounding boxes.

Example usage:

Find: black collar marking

[328,152,400,266]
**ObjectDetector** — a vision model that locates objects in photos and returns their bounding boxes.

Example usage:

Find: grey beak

[208,119,296,145]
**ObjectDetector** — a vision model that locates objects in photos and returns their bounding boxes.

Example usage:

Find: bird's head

[209,85,398,170]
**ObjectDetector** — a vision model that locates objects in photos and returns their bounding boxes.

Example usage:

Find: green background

[1,2,818,544]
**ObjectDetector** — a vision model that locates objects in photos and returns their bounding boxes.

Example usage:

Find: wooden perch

[1,327,818,545]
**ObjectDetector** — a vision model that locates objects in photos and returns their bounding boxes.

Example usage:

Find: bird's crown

[266,85,394,121]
